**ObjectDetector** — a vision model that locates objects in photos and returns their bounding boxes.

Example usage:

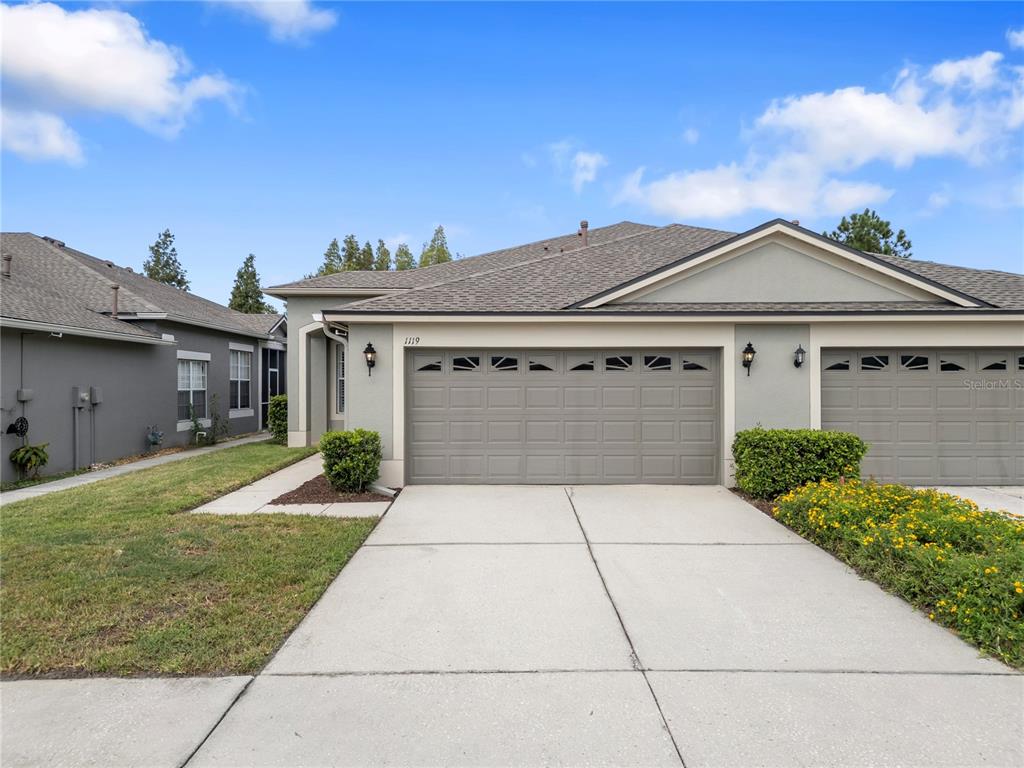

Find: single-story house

[0,233,286,482]
[266,219,1023,487]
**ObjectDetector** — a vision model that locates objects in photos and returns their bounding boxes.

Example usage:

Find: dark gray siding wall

[1,322,263,483]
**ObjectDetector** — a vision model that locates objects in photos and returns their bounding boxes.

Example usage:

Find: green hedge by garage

[319,429,382,492]
[732,427,868,499]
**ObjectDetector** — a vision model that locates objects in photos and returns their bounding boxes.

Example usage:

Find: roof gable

[575,220,988,309]
[615,236,940,305]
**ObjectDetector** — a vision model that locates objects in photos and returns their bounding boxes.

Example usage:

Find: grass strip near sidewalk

[1,442,378,677]
[773,480,1024,669]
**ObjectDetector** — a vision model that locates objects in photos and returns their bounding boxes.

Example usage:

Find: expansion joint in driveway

[563,487,688,768]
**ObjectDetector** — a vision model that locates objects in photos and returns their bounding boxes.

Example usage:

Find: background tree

[357,240,374,270]
[393,243,416,271]
[418,225,453,267]
[825,209,912,258]
[373,239,391,271]
[143,229,189,289]
[341,234,361,271]
[313,237,342,276]
[228,253,274,313]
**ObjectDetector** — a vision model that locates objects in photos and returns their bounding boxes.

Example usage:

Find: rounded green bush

[732,427,867,499]
[319,429,382,492]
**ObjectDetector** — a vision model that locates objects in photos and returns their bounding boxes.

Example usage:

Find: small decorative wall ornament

[794,345,806,369]
[363,343,377,376]
[741,342,756,376]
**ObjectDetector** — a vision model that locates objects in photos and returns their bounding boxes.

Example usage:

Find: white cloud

[929,51,1003,90]
[0,108,83,164]
[0,2,238,162]
[218,1,336,43]
[682,127,700,145]
[1007,28,1024,49]
[384,233,412,250]
[571,151,607,193]
[619,47,1022,220]
[926,188,952,212]
[544,140,607,193]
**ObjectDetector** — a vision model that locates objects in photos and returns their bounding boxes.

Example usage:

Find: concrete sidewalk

[192,454,389,517]
[924,485,1024,517]
[0,433,271,505]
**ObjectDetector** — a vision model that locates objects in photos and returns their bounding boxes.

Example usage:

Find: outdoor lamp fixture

[794,345,806,368]
[363,343,377,376]
[741,342,756,376]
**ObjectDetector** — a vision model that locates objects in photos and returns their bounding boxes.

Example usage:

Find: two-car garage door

[406,348,720,484]
[821,348,1023,484]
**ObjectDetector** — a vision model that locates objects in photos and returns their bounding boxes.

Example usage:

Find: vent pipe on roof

[578,220,589,247]
[111,284,120,319]
[791,220,800,226]
[1,253,11,279]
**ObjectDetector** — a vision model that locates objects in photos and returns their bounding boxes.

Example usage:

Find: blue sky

[2,2,1022,308]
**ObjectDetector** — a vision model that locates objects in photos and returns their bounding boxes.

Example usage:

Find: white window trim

[331,340,347,418]
[177,350,211,361]
[229,348,253,415]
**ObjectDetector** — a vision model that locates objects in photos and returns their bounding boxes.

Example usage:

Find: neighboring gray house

[266,218,1022,487]
[0,233,286,482]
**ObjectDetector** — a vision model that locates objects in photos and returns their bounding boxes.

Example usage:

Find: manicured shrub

[732,427,867,499]
[773,480,1024,669]
[267,394,288,444]
[319,429,382,492]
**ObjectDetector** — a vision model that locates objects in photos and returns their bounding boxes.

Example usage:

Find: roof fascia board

[575,222,985,309]
[0,317,175,344]
[158,313,275,340]
[320,310,1023,324]
[263,286,408,299]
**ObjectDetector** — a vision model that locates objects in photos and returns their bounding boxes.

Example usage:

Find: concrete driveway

[182,484,1022,768]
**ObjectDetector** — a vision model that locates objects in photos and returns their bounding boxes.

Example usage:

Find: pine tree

[394,243,416,271]
[418,225,453,267]
[357,240,374,270]
[825,209,912,258]
[313,238,343,276]
[373,239,391,271]
[229,253,274,313]
[143,229,189,289]
[341,234,361,271]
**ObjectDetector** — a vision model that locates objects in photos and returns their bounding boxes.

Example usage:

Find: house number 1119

[404,336,421,346]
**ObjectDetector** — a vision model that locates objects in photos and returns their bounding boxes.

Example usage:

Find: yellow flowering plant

[773,480,1024,669]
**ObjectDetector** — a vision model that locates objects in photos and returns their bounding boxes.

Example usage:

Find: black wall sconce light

[741,342,756,376]
[363,343,377,376]
[794,345,806,368]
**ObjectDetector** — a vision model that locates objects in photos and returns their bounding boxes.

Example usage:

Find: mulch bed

[269,474,393,505]
[729,487,776,518]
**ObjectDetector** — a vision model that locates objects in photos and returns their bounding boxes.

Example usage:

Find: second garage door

[821,348,1023,484]
[406,348,720,484]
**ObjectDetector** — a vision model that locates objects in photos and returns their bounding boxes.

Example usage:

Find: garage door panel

[526,420,560,443]
[640,386,675,408]
[407,348,720,484]
[450,421,484,443]
[487,387,521,408]
[641,421,676,442]
[897,422,932,443]
[822,348,1022,485]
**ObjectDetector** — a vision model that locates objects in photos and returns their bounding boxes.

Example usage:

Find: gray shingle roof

[331,224,738,313]
[317,221,1022,315]
[265,221,656,293]
[0,233,280,340]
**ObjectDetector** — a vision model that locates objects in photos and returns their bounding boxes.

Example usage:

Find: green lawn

[1,442,378,677]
